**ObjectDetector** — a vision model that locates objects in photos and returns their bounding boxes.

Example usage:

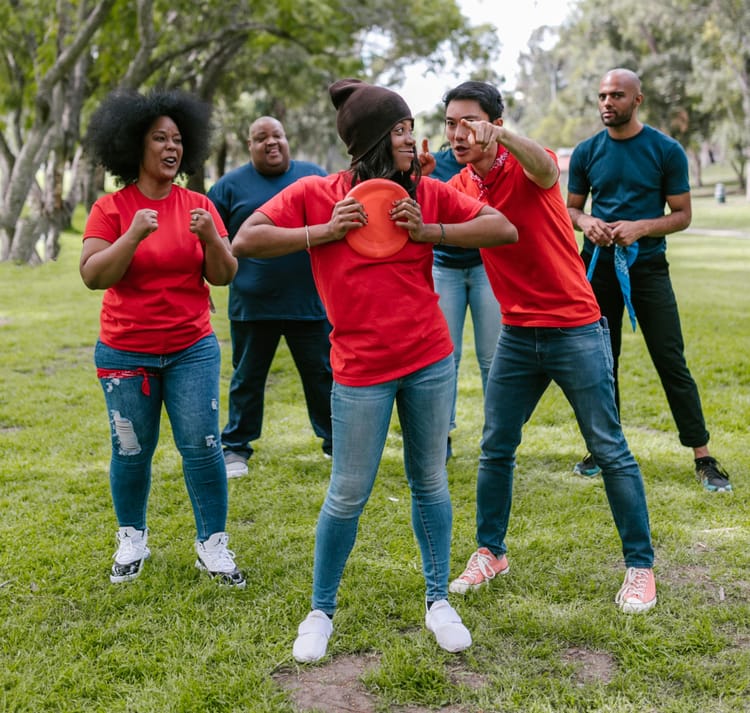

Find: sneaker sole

[573,466,601,477]
[226,466,248,479]
[448,564,510,594]
[617,595,657,614]
[701,481,733,493]
[195,559,247,588]
[110,551,150,584]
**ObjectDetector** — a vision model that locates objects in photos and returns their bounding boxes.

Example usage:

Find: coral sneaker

[449,547,510,594]
[616,567,657,613]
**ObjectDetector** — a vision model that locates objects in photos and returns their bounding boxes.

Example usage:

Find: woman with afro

[81,88,244,587]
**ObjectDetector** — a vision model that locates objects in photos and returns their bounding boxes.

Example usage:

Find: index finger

[422,138,429,154]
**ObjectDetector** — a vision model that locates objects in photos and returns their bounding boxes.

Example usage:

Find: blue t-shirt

[207,160,327,321]
[567,125,690,264]
[430,148,483,269]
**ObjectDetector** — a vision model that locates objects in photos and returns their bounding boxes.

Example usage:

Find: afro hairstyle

[84,88,213,185]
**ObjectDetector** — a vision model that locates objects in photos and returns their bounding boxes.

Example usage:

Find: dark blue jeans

[95,335,227,540]
[477,321,654,569]
[585,252,709,448]
[221,319,333,456]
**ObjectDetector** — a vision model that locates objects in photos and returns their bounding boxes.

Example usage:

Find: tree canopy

[514,0,749,188]
[1,0,747,264]
[0,0,497,263]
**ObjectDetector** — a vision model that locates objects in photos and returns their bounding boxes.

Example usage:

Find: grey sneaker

[695,457,732,493]
[224,451,248,479]
[195,532,246,588]
[110,527,150,583]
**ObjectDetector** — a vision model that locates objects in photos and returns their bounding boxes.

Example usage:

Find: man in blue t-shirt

[567,68,731,493]
[208,117,333,477]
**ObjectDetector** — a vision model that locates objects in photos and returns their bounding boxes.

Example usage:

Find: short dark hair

[84,89,213,184]
[443,81,505,121]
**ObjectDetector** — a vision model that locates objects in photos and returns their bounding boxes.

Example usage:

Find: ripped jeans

[94,335,228,540]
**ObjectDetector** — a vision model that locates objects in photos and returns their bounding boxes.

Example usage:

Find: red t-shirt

[258,172,485,386]
[449,151,601,327]
[83,183,228,353]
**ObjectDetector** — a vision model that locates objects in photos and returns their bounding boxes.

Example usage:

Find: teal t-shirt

[568,125,690,264]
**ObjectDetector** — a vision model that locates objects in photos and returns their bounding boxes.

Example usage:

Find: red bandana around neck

[469,149,510,201]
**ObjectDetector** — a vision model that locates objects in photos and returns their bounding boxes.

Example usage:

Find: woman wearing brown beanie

[232,79,517,663]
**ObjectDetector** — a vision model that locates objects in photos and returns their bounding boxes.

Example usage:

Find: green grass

[0,198,748,712]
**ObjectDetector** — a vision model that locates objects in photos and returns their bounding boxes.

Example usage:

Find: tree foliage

[1,0,747,264]
[0,0,495,263]
[514,0,749,189]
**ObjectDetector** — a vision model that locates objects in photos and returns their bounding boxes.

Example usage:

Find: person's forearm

[499,130,558,188]
[203,237,238,285]
[567,206,588,232]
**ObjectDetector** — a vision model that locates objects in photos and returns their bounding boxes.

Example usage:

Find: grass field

[0,191,748,712]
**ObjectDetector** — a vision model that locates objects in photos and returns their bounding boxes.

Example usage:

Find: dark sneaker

[110,527,150,583]
[695,457,732,493]
[573,453,601,477]
[195,532,246,587]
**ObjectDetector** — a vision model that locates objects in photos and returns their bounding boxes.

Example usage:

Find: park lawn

[0,198,748,712]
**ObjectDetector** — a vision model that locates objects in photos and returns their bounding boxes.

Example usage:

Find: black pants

[584,251,709,448]
[221,319,333,456]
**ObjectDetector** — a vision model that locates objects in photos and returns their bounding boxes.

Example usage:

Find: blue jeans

[477,321,654,568]
[432,264,500,429]
[95,335,228,541]
[311,355,454,614]
[222,319,333,457]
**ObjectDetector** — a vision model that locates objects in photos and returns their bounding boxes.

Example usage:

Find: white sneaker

[110,527,150,583]
[224,451,248,479]
[293,610,333,663]
[195,532,246,588]
[425,599,472,653]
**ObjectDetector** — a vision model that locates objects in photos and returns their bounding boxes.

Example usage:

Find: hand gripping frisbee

[344,179,410,258]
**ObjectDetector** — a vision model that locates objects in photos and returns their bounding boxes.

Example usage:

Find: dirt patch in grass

[273,653,487,712]
[561,647,617,686]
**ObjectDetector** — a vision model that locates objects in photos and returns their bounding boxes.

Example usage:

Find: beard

[601,101,636,127]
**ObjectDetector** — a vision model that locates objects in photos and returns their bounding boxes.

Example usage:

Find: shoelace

[463,551,498,580]
[698,458,728,481]
[622,568,650,599]
[203,537,237,572]
[115,533,143,561]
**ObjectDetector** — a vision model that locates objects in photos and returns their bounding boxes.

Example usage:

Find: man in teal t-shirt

[567,68,732,493]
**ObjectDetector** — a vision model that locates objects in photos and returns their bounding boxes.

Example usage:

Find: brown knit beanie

[329,78,413,162]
